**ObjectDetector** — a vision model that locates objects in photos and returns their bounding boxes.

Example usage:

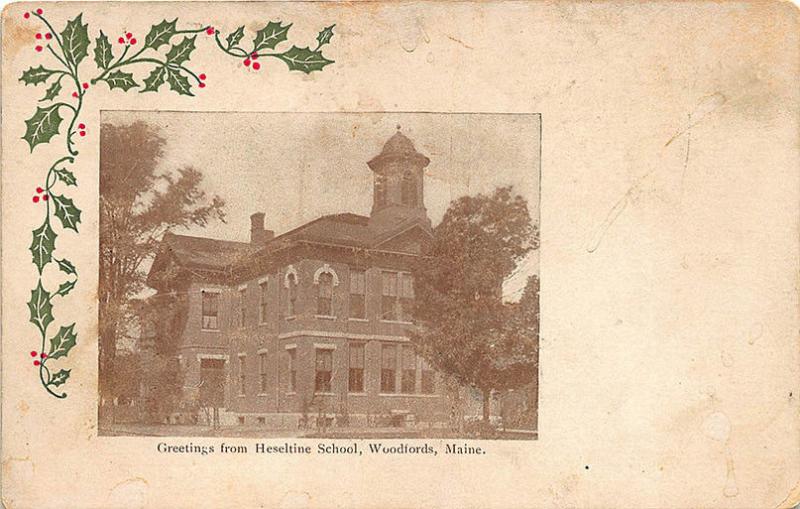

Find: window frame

[238,354,246,397]
[348,342,365,393]
[259,279,269,324]
[258,351,268,394]
[380,343,397,393]
[200,290,220,331]
[238,286,247,328]
[400,345,416,394]
[349,269,367,320]
[314,348,333,394]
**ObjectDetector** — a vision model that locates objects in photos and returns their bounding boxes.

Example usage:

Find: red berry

[253,62,261,70]
[40,352,47,358]
[199,73,206,81]
[32,196,39,203]
[45,33,52,40]
[42,195,49,201]
[130,38,137,45]
[79,131,86,137]
[251,53,258,60]
[126,32,132,40]
[82,82,89,89]
[206,27,215,35]
[243,59,251,67]
[24,12,30,19]
[33,360,40,366]
[35,33,42,39]
[35,46,42,52]
[78,123,85,129]
[36,186,43,193]
[30,351,37,357]
[118,37,125,44]
[36,8,43,14]
[199,82,206,88]
[72,92,78,98]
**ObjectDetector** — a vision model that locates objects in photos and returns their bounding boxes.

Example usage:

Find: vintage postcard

[1,1,799,508]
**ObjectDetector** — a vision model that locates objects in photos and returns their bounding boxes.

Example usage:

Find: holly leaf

[55,279,76,297]
[20,65,58,86]
[94,30,114,69]
[166,35,196,66]
[40,78,63,102]
[54,167,77,186]
[145,18,178,50]
[48,369,71,387]
[276,46,334,74]
[102,70,138,91]
[51,194,82,232]
[55,258,77,276]
[28,281,53,336]
[48,323,77,360]
[30,220,56,273]
[142,65,168,93]
[60,13,90,66]
[226,26,245,49]
[23,104,63,151]
[166,69,193,96]
[253,21,291,51]
[316,24,335,47]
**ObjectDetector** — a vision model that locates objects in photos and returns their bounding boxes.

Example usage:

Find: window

[315,349,333,393]
[259,352,268,393]
[349,343,365,392]
[238,355,246,396]
[375,175,387,207]
[317,272,333,316]
[380,344,397,393]
[401,172,417,206]
[201,291,219,330]
[381,272,414,322]
[401,345,416,394]
[287,348,296,392]
[286,273,298,316]
[257,417,266,424]
[421,358,435,394]
[349,269,366,319]
[238,287,247,328]
[259,280,269,324]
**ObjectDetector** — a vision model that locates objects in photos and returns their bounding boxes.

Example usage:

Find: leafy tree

[412,186,539,423]
[99,121,225,402]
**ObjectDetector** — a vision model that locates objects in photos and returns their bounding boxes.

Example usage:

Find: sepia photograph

[98,111,540,439]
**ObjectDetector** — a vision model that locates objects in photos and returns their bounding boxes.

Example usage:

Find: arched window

[284,267,299,317]
[401,172,417,206]
[317,272,333,316]
[375,175,387,207]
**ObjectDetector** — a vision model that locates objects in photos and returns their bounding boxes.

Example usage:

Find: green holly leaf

[40,78,63,102]
[55,258,77,276]
[60,13,90,66]
[316,24,335,47]
[94,30,114,69]
[145,18,178,50]
[102,70,138,91]
[166,69,193,96]
[51,194,82,232]
[48,323,77,360]
[226,26,245,49]
[55,279,76,297]
[142,65,168,93]
[22,104,63,151]
[166,36,196,66]
[54,167,77,186]
[30,220,56,274]
[276,46,334,74]
[253,21,291,51]
[48,369,71,387]
[20,65,58,86]
[28,281,53,336]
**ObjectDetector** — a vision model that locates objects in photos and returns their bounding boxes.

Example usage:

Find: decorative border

[18,7,336,398]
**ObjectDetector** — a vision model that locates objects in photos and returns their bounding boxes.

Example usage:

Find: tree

[412,186,539,423]
[99,121,225,401]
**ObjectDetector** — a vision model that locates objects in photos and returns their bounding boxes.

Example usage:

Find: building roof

[160,232,253,270]
[368,130,430,172]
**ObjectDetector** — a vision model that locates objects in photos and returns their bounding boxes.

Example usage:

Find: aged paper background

[2,1,799,508]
